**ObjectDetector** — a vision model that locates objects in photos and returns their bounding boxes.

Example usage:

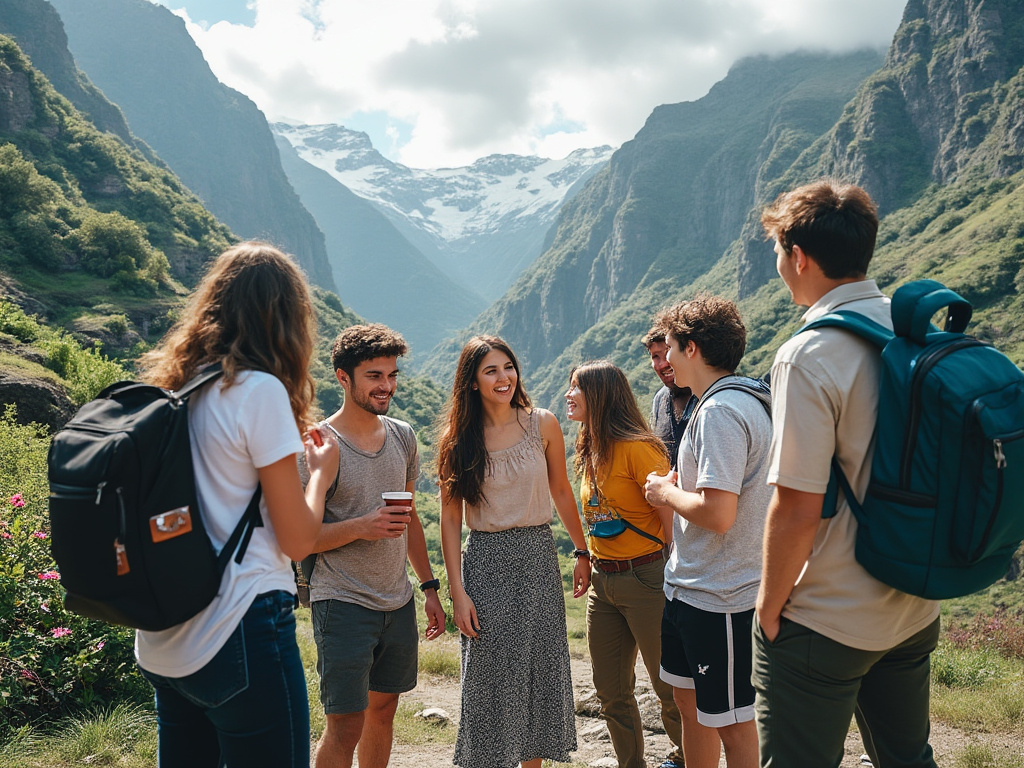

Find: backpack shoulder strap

[796,312,889,520]
[690,377,772,425]
[216,485,265,572]
[172,362,225,400]
[798,310,894,349]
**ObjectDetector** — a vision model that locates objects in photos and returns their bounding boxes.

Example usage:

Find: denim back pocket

[167,623,249,709]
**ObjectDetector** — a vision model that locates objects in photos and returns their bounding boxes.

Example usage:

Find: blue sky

[154,0,907,168]
[155,0,253,26]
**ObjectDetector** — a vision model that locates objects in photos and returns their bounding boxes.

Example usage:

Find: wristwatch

[420,578,441,592]
[572,549,591,559]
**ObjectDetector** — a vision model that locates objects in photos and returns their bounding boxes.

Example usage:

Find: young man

[308,324,446,768]
[644,294,772,768]
[755,181,940,767]
[642,327,696,470]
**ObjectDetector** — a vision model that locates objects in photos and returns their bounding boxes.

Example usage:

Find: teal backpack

[800,279,1024,599]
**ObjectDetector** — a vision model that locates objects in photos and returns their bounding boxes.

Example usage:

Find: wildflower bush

[0,405,145,735]
[946,607,1024,660]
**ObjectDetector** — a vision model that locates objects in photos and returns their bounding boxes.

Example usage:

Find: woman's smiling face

[564,376,587,423]
[474,349,518,405]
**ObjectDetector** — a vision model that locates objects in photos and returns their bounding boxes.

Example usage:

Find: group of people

[133,178,940,768]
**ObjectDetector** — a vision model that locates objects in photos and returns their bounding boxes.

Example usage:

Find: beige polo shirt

[768,280,940,651]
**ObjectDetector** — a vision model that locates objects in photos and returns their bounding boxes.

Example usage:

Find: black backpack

[47,364,263,631]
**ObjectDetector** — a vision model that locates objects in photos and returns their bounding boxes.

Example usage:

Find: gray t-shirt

[308,416,419,611]
[664,378,773,612]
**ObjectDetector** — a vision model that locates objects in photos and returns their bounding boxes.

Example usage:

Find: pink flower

[51,627,71,639]
[37,571,59,580]
[31,531,47,540]
[96,641,105,651]
[40,601,50,613]
[0,532,10,540]
[10,494,24,508]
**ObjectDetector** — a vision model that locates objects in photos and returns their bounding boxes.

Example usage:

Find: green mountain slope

[0,0,150,157]
[425,1,1024,421]
[421,49,885,389]
[48,0,337,293]
[0,33,232,321]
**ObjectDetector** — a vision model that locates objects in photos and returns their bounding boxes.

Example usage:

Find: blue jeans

[139,590,309,768]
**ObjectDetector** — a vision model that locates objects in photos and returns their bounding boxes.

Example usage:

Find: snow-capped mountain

[273,123,613,300]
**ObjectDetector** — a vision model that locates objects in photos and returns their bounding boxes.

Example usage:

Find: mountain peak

[273,123,614,299]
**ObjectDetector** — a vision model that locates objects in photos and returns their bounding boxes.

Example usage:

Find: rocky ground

[376,654,1022,768]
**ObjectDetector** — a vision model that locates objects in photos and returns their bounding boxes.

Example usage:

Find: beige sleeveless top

[464,409,554,532]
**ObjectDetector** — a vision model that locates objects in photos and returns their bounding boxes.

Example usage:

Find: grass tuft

[418,638,461,679]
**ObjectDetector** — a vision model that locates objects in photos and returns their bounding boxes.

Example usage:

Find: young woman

[565,360,685,768]
[136,242,338,768]
[437,335,590,768]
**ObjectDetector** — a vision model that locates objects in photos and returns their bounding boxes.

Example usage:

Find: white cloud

[170,0,906,167]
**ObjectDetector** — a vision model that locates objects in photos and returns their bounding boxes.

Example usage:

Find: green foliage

[932,643,1006,689]
[39,335,128,405]
[0,406,146,736]
[0,300,130,408]
[0,702,157,768]
[0,302,41,344]
[0,34,232,342]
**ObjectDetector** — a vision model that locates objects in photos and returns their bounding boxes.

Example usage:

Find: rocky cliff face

[730,0,1024,298]
[0,0,144,153]
[817,0,1024,211]
[48,0,337,292]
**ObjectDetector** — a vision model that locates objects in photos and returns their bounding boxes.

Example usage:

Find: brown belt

[592,549,664,573]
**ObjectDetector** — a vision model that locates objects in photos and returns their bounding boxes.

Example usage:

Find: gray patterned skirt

[454,524,577,768]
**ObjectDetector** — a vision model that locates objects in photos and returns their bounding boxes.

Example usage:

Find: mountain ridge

[275,122,613,300]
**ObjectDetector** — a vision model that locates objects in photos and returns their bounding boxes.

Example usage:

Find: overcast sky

[154,0,907,168]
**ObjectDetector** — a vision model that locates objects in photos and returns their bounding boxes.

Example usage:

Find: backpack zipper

[902,338,988,489]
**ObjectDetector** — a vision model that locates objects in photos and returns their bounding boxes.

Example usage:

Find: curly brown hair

[330,324,408,378]
[138,241,316,428]
[653,293,746,372]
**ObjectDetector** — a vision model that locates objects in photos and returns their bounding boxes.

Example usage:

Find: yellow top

[581,440,669,561]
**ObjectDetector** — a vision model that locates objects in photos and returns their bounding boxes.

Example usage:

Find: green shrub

[0,302,40,344]
[40,335,129,405]
[0,406,146,735]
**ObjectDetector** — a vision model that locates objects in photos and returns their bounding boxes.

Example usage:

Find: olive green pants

[587,560,685,768]
[753,616,940,768]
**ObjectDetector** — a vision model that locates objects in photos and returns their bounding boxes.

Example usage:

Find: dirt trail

[367,654,1022,767]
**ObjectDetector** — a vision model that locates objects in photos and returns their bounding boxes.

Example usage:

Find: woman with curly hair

[136,242,338,768]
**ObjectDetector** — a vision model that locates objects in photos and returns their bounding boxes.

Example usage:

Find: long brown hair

[436,335,531,506]
[139,241,317,428]
[571,360,662,482]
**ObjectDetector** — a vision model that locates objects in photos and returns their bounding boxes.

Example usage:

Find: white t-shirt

[135,370,303,677]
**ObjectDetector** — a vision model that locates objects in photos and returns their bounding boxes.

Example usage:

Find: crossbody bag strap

[589,455,665,547]
[216,484,264,574]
